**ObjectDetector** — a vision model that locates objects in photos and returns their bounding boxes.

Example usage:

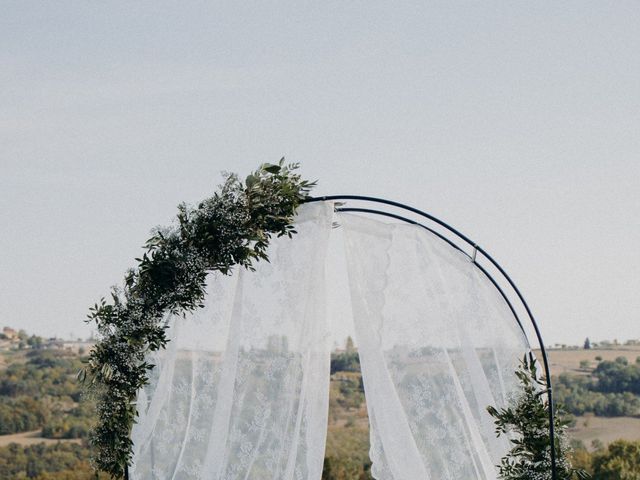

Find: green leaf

[262,163,281,174]
[245,174,257,188]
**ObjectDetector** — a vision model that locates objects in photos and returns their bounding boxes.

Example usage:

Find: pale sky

[1,2,638,345]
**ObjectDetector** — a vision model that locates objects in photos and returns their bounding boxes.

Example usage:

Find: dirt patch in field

[0,430,82,447]
[568,415,640,450]
[534,347,640,376]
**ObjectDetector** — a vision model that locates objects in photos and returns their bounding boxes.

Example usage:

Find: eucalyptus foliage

[80,160,315,478]
[487,354,589,480]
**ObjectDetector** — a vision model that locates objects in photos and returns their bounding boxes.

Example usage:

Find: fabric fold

[341,212,529,480]
[131,202,334,480]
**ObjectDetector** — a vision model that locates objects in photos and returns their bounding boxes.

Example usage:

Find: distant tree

[592,440,640,479]
[554,370,640,416]
[592,359,640,395]
[26,335,42,350]
[570,442,594,476]
[584,338,591,350]
[579,360,591,370]
[330,351,360,374]
[595,356,603,362]
[0,442,110,479]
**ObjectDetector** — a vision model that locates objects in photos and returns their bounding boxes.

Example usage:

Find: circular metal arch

[305,195,558,479]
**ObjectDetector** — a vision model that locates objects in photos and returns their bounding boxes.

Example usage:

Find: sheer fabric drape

[130,202,333,480]
[341,212,530,480]
[130,204,531,480]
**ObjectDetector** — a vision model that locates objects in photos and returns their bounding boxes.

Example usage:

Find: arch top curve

[304,194,558,479]
[128,194,559,480]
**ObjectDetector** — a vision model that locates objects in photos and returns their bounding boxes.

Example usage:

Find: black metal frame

[305,195,558,479]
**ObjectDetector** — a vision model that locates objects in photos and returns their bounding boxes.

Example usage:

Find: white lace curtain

[130,203,530,480]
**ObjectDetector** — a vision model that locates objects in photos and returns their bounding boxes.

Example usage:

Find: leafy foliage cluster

[1,350,83,400]
[323,425,372,480]
[0,396,47,435]
[593,357,640,394]
[487,354,589,479]
[555,375,640,417]
[41,401,95,440]
[571,439,640,479]
[0,349,86,436]
[555,357,640,417]
[591,440,640,479]
[0,442,109,480]
[330,350,361,375]
[80,160,314,477]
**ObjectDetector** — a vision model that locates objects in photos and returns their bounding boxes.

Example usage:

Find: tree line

[555,357,640,417]
[0,349,93,438]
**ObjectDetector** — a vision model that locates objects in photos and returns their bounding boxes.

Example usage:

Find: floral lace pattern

[130,203,333,480]
[342,213,529,480]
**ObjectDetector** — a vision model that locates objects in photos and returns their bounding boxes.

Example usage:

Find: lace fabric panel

[341,212,529,480]
[130,202,333,480]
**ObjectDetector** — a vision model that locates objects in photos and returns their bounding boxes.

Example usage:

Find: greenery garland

[80,160,315,478]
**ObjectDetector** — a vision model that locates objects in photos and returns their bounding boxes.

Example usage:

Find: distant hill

[1,329,639,479]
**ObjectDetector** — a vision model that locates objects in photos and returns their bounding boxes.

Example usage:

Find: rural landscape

[1,327,639,479]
